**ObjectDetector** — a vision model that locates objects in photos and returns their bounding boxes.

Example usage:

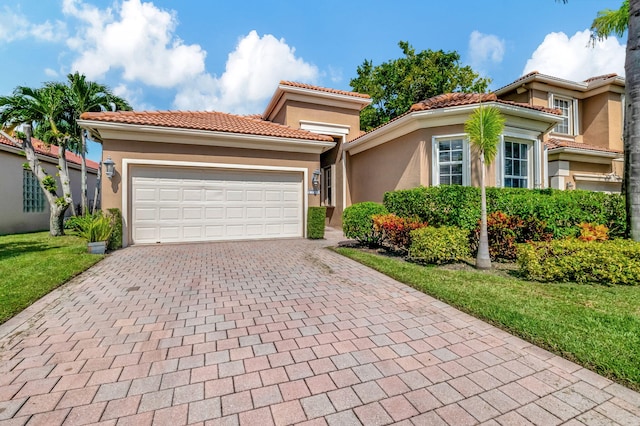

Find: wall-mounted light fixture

[103,156,115,180]
[566,181,574,190]
[311,169,321,195]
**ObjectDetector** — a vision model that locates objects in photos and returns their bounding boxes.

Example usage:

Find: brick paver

[0,228,638,424]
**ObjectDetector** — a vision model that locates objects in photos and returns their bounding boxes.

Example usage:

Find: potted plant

[77,214,113,254]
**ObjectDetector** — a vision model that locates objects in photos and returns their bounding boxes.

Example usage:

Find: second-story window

[551,95,577,135]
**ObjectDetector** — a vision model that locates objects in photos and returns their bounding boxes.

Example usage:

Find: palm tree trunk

[627,0,640,240]
[476,155,491,269]
[81,131,88,214]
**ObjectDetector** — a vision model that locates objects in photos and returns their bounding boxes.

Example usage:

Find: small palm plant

[464,103,505,269]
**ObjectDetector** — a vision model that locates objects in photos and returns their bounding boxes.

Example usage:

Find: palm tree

[65,72,132,214]
[464,104,505,270]
[0,83,75,236]
[589,0,639,240]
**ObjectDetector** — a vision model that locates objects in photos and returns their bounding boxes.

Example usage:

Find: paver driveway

[0,230,639,426]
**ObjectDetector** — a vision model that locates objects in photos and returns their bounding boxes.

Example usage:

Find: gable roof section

[80,110,334,142]
[0,133,100,170]
[345,92,563,155]
[279,81,371,100]
[495,71,625,96]
[263,81,372,121]
[546,137,623,154]
[409,92,560,114]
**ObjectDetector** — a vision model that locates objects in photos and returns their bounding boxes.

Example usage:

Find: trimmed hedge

[517,239,640,285]
[383,186,625,239]
[307,207,327,239]
[342,202,388,246]
[107,208,123,250]
[409,226,470,264]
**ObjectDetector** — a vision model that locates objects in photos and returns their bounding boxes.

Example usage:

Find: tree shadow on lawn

[0,240,64,261]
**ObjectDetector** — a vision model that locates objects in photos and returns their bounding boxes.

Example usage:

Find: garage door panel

[159,188,180,201]
[183,208,202,220]
[131,166,303,244]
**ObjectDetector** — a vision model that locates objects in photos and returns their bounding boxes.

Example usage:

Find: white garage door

[131,166,303,244]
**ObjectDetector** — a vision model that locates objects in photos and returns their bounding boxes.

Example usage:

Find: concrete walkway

[0,229,639,425]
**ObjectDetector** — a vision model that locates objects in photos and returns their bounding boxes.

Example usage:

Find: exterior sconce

[103,156,116,179]
[566,181,574,190]
[311,169,321,195]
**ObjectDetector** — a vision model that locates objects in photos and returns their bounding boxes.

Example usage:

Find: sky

[0,0,627,162]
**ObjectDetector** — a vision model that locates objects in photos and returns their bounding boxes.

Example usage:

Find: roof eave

[345,102,562,155]
[263,84,372,120]
[78,120,336,154]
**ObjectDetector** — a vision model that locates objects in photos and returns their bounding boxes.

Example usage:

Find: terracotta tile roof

[546,138,622,154]
[409,92,560,114]
[0,133,100,170]
[279,81,371,99]
[583,73,619,83]
[80,110,335,142]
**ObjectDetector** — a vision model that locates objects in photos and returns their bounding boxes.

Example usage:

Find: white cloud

[61,1,318,114]
[0,6,67,43]
[112,84,155,111]
[63,0,206,87]
[523,29,625,80]
[173,31,319,113]
[468,31,505,69]
[44,68,59,77]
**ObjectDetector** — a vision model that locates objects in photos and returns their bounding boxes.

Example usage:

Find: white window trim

[501,138,534,189]
[549,93,578,136]
[432,134,471,186]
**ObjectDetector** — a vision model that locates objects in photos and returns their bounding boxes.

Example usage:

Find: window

[23,170,45,213]
[550,95,577,135]
[503,141,529,188]
[321,166,333,206]
[437,138,465,185]
[439,140,464,185]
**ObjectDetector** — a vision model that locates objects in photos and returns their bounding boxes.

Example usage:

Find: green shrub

[470,212,552,261]
[342,202,388,246]
[77,214,113,243]
[383,186,625,238]
[107,208,123,250]
[517,239,640,285]
[307,206,327,239]
[409,226,470,264]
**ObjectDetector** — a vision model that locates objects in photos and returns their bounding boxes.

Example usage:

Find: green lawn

[0,231,103,324]
[334,247,640,391]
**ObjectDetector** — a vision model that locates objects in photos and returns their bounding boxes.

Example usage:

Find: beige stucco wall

[281,101,362,141]
[101,139,320,240]
[582,92,610,149]
[348,129,427,204]
[0,149,98,235]
[608,93,624,152]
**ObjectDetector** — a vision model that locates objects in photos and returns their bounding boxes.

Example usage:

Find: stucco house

[495,72,625,192]
[0,133,99,235]
[79,74,621,246]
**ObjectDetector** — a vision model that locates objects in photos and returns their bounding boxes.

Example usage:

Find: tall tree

[589,0,639,240]
[464,104,505,270]
[350,41,491,131]
[65,72,131,214]
[0,84,75,236]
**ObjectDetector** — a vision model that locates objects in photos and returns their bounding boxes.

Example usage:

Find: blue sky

[0,0,626,161]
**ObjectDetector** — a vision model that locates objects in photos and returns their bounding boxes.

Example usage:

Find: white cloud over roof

[523,29,625,81]
[61,0,318,114]
[468,31,505,70]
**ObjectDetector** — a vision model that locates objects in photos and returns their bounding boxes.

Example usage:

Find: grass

[0,231,103,324]
[334,247,640,391]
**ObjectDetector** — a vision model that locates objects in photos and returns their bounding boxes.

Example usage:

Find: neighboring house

[0,133,99,235]
[495,72,625,192]
[82,75,631,247]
